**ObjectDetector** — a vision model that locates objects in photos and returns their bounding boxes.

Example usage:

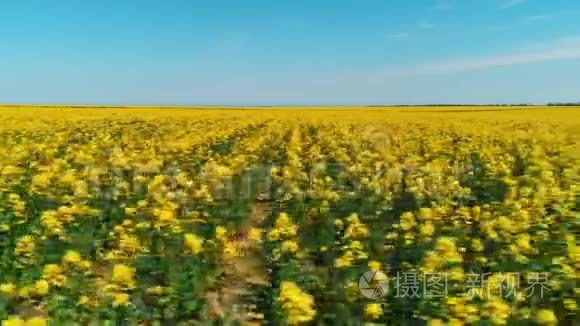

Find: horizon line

[3,102,580,108]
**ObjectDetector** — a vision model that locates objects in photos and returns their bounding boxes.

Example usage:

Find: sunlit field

[0,106,578,325]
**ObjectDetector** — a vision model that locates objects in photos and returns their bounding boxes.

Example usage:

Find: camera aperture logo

[359,271,389,299]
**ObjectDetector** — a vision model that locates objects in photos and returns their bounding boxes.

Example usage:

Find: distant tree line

[367,104,533,107]
[368,103,580,107]
[546,102,580,106]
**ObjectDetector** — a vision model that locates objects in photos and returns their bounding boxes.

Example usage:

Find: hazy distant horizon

[2,101,579,108]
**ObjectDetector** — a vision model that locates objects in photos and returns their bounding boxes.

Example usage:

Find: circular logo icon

[359,271,389,299]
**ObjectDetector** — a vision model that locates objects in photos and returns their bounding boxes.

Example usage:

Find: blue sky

[1,0,580,105]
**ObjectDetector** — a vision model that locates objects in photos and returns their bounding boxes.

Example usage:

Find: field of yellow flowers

[0,106,578,325]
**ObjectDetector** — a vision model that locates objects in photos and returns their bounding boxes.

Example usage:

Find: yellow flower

[421,251,442,273]
[281,240,299,253]
[419,208,433,220]
[43,264,62,278]
[17,286,32,298]
[1,316,47,326]
[0,282,17,297]
[400,212,416,231]
[419,222,435,237]
[159,209,175,221]
[535,309,557,325]
[31,173,51,188]
[344,214,369,238]
[1,166,25,176]
[448,267,465,282]
[483,296,511,325]
[368,260,381,272]
[77,295,90,306]
[62,250,82,265]
[435,236,456,253]
[447,296,471,320]
[34,280,50,296]
[112,264,136,289]
[119,234,142,255]
[272,213,298,238]
[248,227,263,243]
[497,216,514,232]
[112,292,131,306]
[223,240,244,257]
[184,233,204,255]
[79,260,91,270]
[427,319,444,326]
[515,233,533,253]
[448,318,465,326]
[25,317,48,326]
[2,317,25,326]
[279,281,316,324]
[365,303,383,320]
[434,237,462,263]
[146,286,171,296]
[267,228,280,241]
[335,250,354,268]
[471,238,485,252]
[563,298,577,311]
[42,264,67,287]
[15,235,36,256]
[215,226,228,242]
[349,240,364,251]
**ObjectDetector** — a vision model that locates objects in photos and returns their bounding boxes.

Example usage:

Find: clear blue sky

[1,0,580,105]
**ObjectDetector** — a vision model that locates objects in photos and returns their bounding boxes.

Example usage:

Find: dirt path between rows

[206,203,272,324]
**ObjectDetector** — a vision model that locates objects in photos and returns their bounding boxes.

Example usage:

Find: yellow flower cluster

[267,213,301,259]
[184,233,204,255]
[335,214,369,268]
[1,317,48,326]
[103,264,136,306]
[279,281,316,324]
